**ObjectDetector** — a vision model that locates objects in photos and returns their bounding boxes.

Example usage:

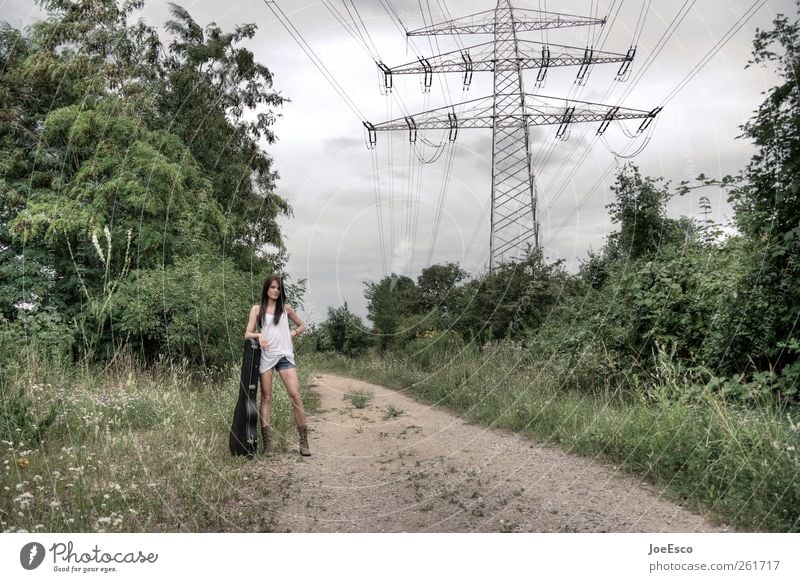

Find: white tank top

[259,310,295,373]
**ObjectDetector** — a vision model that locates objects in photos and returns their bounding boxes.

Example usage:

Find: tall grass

[1,351,318,533]
[306,341,800,532]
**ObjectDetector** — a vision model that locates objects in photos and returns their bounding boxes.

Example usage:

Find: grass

[304,347,800,533]
[383,405,403,420]
[0,351,319,533]
[5,342,797,532]
[343,388,373,409]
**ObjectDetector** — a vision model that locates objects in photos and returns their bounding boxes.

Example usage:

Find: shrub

[320,303,372,357]
[343,388,373,409]
[111,254,257,367]
[0,385,59,448]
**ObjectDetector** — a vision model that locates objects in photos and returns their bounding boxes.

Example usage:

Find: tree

[364,274,419,350]
[321,303,371,357]
[1,1,200,331]
[154,4,289,270]
[723,4,800,392]
[732,6,800,247]
[0,1,293,364]
[605,163,675,262]
[416,262,467,314]
[452,247,577,344]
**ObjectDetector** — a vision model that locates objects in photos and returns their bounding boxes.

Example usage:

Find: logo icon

[20,542,46,570]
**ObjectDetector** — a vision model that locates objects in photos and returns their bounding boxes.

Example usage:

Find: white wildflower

[91,230,106,265]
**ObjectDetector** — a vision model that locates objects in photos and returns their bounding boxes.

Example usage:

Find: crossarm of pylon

[407,8,603,36]
[523,94,652,128]
[385,41,495,75]
[518,40,631,68]
[368,94,655,134]
[384,40,632,76]
[370,96,496,132]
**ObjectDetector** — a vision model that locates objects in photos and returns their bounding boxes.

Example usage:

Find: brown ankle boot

[261,426,272,454]
[298,426,311,457]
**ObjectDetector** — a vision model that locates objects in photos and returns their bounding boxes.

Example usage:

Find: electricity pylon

[365,0,660,269]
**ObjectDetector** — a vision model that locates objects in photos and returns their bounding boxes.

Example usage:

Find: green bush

[0,385,59,448]
[0,307,76,377]
[111,254,257,367]
[320,303,372,357]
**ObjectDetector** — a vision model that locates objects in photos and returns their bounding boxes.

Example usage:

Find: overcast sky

[2,0,795,323]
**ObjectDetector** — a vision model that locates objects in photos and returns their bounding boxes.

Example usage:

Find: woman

[244,275,310,456]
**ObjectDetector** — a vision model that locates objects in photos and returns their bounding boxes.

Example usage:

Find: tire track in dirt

[244,374,729,533]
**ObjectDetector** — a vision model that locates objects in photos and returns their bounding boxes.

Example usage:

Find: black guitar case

[229,339,261,457]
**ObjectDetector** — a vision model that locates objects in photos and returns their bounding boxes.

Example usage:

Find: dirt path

[242,374,729,533]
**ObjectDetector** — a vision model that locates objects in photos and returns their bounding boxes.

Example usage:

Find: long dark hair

[259,275,287,327]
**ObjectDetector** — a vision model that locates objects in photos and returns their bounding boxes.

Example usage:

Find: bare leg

[277,367,307,428]
[259,371,273,428]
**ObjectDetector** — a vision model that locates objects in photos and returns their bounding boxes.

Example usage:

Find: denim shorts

[273,356,296,372]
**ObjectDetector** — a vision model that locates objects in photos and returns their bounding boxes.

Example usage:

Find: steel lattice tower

[365,0,660,269]
[491,0,538,265]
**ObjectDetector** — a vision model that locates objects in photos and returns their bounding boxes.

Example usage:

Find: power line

[267,1,393,273]
[538,1,691,219]
[615,0,695,104]
[379,0,407,34]
[344,0,382,60]
[369,146,389,273]
[595,0,623,48]
[542,0,769,246]
[427,129,458,264]
[265,1,366,120]
[316,0,437,272]
[660,0,769,107]
[532,0,628,175]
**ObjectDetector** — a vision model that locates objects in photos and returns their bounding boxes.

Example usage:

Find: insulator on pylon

[363,121,377,149]
[596,106,619,135]
[637,106,662,133]
[616,46,636,81]
[461,50,473,89]
[536,45,550,88]
[575,46,593,86]
[418,57,433,93]
[377,62,393,92]
[448,111,458,141]
[556,106,575,140]
[405,116,418,142]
